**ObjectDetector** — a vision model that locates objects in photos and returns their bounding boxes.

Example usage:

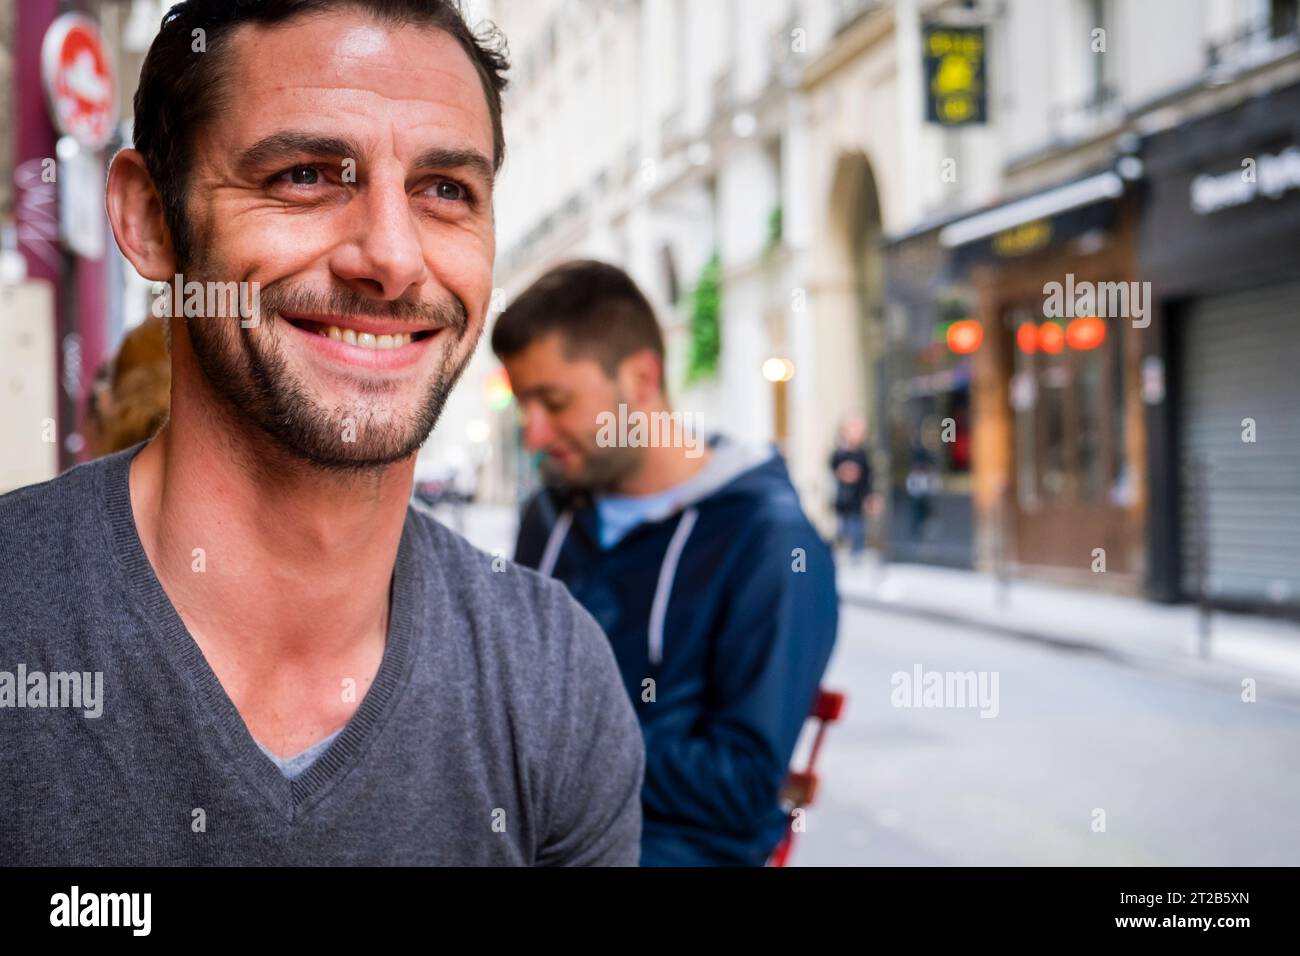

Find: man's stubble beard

[540,389,644,493]
[180,249,477,474]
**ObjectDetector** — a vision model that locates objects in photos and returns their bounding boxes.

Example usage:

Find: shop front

[939,169,1148,592]
[1140,82,1300,613]
[880,225,974,569]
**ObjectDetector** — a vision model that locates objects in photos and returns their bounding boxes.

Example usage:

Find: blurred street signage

[58,140,107,260]
[41,14,116,151]
[941,172,1123,270]
[992,219,1052,257]
[1190,144,1300,214]
[1139,82,1300,296]
[924,24,986,126]
[894,362,970,400]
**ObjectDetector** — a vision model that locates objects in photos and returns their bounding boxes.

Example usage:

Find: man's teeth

[316,325,412,349]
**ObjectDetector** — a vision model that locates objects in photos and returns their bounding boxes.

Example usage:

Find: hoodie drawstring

[647,507,698,667]
[538,509,572,577]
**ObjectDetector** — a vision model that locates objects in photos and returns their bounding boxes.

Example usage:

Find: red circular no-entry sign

[42,13,116,151]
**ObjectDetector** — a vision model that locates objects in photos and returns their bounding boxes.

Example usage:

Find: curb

[839,588,1300,708]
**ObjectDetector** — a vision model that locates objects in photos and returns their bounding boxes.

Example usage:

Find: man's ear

[105,148,177,282]
[618,349,664,406]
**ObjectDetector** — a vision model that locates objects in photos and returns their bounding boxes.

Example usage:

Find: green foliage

[765,205,784,253]
[686,252,722,385]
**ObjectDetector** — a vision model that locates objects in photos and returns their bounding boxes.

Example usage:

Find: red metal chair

[767,688,846,867]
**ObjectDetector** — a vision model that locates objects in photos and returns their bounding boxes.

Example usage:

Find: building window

[1007,308,1126,509]
[1048,0,1121,142]
[1272,0,1300,38]
[887,298,975,501]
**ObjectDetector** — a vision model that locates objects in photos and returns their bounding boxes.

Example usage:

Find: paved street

[790,602,1300,866]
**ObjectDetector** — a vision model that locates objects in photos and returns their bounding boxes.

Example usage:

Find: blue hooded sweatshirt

[514,435,839,866]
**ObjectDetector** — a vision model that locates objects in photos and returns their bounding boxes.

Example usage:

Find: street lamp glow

[762,357,795,382]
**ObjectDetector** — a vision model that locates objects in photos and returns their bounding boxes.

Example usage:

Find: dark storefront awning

[939,170,1125,270]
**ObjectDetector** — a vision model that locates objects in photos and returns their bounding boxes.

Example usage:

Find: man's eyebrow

[237,131,366,174]
[411,147,495,187]
[513,384,565,401]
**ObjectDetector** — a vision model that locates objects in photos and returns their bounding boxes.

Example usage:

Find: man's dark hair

[491,260,666,387]
[131,0,509,265]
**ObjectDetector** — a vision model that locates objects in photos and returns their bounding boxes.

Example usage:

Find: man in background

[85,316,171,456]
[829,415,873,561]
[493,259,839,866]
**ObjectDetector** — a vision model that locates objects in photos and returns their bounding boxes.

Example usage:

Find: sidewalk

[835,552,1300,691]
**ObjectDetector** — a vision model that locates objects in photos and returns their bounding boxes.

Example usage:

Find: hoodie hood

[599,433,779,523]
[535,433,777,574]
[534,434,798,668]
[661,433,778,510]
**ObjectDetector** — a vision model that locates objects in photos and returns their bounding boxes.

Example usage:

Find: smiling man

[0,0,643,866]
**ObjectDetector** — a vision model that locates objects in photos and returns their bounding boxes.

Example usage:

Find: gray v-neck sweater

[0,445,643,865]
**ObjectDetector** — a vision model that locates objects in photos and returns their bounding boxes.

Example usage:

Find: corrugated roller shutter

[1179,280,1300,606]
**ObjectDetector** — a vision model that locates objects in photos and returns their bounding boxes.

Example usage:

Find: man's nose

[521,407,553,452]
[331,178,429,300]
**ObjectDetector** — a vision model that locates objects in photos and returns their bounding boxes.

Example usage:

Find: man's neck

[610,439,712,497]
[129,375,413,671]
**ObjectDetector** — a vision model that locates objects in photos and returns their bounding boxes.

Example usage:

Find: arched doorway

[800,151,884,539]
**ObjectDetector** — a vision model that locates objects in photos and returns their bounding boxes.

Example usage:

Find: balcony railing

[1206,12,1300,80]
[1050,82,1123,144]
